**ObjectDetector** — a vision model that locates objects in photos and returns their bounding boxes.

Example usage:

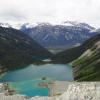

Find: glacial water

[0,64,73,96]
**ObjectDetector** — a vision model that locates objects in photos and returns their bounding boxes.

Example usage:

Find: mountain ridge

[72,34,100,81]
[0,26,52,70]
[51,34,100,63]
[20,22,99,51]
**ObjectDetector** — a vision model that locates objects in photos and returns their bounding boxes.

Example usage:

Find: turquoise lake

[0,64,73,96]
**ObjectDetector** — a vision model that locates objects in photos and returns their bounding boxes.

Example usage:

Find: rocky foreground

[0,82,100,100]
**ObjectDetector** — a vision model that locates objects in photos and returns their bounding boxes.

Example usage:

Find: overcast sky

[0,0,100,27]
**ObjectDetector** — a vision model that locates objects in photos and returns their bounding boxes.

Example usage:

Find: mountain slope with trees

[0,26,52,70]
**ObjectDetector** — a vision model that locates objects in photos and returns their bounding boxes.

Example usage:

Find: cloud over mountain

[0,0,100,27]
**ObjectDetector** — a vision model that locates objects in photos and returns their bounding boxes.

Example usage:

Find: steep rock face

[72,34,100,81]
[59,82,100,100]
[20,22,97,50]
[0,26,52,70]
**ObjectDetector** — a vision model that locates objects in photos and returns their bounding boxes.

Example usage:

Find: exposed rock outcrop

[0,82,100,100]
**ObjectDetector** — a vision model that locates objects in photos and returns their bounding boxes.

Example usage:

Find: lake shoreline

[0,63,73,97]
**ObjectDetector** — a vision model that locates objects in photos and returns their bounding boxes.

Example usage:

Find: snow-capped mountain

[20,22,99,50]
[0,23,22,29]
[62,21,95,30]
[0,21,99,51]
[0,23,12,28]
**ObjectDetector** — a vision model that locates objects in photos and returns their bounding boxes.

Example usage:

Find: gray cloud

[0,9,26,22]
[0,0,100,27]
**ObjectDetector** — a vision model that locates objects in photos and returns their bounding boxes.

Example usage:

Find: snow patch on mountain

[0,23,11,28]
[21,23,38,28]
[0,21,96,31]
[61,21,95,30]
